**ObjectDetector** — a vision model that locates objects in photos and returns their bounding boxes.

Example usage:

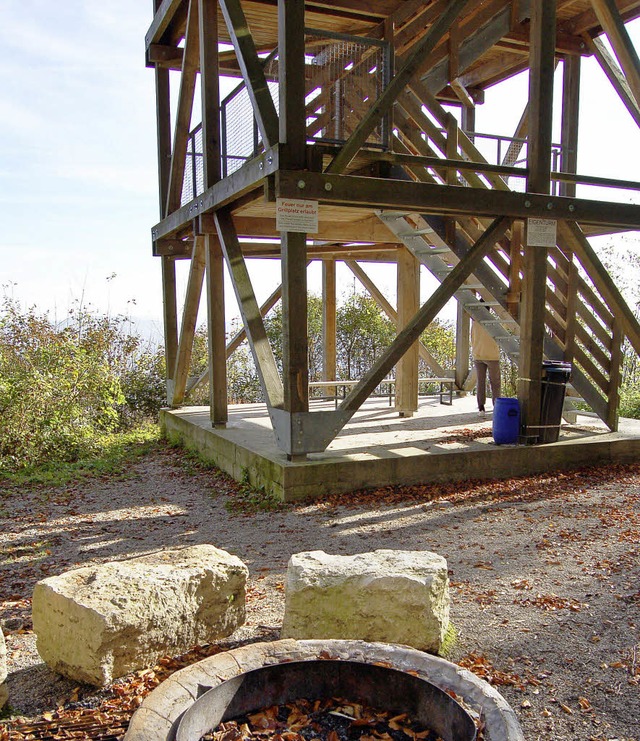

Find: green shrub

[0,298,165,471]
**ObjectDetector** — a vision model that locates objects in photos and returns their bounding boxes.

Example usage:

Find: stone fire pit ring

[124,639,524,741]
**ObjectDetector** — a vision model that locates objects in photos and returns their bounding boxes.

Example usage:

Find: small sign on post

[276,198,319,234]
[526,217,557,247]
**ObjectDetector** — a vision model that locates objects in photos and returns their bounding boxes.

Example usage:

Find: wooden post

[172,237,206,406]
[560,54,580,198]
[281,232,309,416]
[278,0,306,169]
[507,219,523,317]
[396,246,420,417]
[199,0,221,186]
[205,236,227,426]
[590,0,640,109]
[162,258,179,401]
[607,318,623,431]
[166,0,200,215]
[519,0,556,444]
[461,102,475,142]
[278,0,309,456]
[322,259,337,394]
[199,0,226,426]
[153,1,178,401]
[455,302,470,391]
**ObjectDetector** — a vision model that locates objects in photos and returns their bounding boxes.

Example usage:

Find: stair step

[413,247,451,255]
[465,301,500,307]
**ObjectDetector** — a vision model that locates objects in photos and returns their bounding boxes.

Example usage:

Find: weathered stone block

[281,550,449,653]
[32,545,248,686]
[0,627,7,709]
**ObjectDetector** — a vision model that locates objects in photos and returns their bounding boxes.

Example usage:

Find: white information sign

[276,198,319,234]
[526,217,557,247]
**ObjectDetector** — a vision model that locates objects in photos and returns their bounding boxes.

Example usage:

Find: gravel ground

[1,443,639,740]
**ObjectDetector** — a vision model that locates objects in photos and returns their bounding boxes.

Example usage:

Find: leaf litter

[2,449,640,740]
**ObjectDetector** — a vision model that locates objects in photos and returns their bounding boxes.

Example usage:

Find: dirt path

[1,445,639,740]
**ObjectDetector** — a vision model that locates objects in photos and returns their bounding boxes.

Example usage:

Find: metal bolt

[547,202,553,210]
[569,204,575,212]
[267,156,273,164]
[298,179,306,189]
[524,200,531,208]
[259,162,264,170]
[325,182,333,191]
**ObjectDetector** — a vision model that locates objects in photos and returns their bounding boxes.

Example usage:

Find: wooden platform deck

[161,395,640,502]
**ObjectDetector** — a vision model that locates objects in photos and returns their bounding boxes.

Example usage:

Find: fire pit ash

[176,660,477,741]
[124,640,524,741]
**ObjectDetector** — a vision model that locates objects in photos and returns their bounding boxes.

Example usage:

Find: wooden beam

[586,34,640,127]
[423,0,531,93]
[162,258,179,397]
[205,234,228,426]
[219,0,279,147]
[171,237,206,406]
[520,0,557,443]
[281,231,309,415]
[455,301,470,390]
[185,277,286,400]
[527,0,557,195]
[154,66,172,220]
[560,0,640,35]
[560,55,580,197]
[152,146,279,241]
[607,318,623,430]
[154,45,178,399]
[278,0,306,169]
[275,171,640,229]
[345,259,446,376]
[214,207,284,408]
[339,217,510,414]
[147,43,184,68]
[590,0,640,108]
[326,0,473,174]
[145,0,183,49]
[230,215,399,243]
[559,220,640,359]
[199,0,221,188]
[322,260,337,390]
[396,247,420,416]
[166,0,200,215]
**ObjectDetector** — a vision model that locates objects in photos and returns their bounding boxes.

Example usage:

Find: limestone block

[32,545,248,686]
[0,627,7,709]
[281,550,449,653]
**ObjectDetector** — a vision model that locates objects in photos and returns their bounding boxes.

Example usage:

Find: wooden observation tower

[147,0,640,464]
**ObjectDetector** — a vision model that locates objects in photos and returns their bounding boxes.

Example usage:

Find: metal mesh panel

[181,31,390,204]
[304,30,389,147]
[181,126,203,205]
[222,85,257,176]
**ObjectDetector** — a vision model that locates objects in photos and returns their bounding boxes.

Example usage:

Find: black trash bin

[539,361,572,443]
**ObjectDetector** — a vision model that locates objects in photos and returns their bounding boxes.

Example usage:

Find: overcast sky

[1,3,639,339]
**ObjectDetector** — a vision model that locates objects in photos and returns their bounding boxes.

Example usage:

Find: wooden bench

[309,380,360,408]
[380,378,455,406]
[310,378,455,408]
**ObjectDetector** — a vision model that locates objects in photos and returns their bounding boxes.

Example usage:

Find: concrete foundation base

[160,396,640,502]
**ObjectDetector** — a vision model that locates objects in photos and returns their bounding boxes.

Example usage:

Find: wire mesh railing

[181,30,391,204]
